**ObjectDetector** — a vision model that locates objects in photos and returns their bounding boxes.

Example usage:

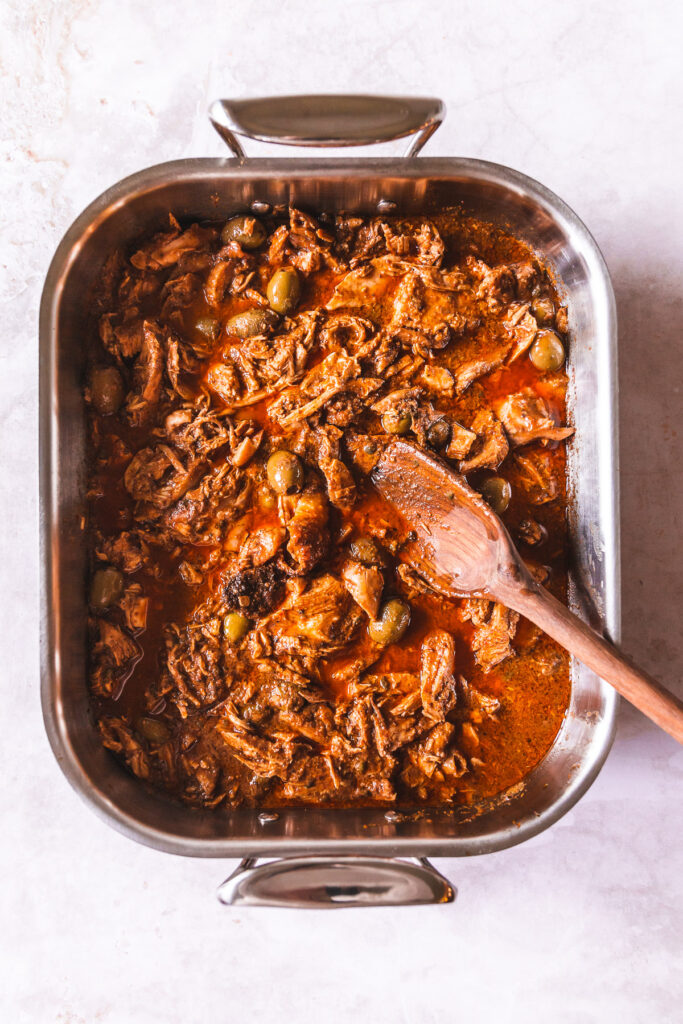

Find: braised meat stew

[86,206,573,809]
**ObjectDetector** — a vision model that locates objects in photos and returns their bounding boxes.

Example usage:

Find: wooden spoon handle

[502,584,683,744]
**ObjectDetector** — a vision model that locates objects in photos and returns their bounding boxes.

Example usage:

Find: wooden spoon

[371,439,683,744]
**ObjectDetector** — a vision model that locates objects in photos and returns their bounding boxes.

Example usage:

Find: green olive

[349,536,381,565]
[194,315,221,340]
[266,450,304,494]
[480,477,512,516]
[267,267,301,314]
[224,611,251,643]
[427,419,450,449]
[90,566,124,609]
[139,717,170,744]
[529,330,565,372]
[531,296,556,325]
[90,367,124,416]
[368,599,411,646]
[226,308,279,338]
[382,409,412,435]
[221,215,266,250]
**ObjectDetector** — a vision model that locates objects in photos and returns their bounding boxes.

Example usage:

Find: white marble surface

[2,0,682,1020]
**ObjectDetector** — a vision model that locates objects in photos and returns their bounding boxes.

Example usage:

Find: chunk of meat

[206,362,244,406]
[125,321,165,426]
[459,599,519,671]
[320,313,375,352]
[98,717,150,779]
[215,703,295,780]
[468,257,516,312]
[326,259,397,311]
[459,409,509,473]
[161,272,201,316]
[452,354,507,394]
[496,391,574,447]
[159,619,231,715]
[178,561,203,586]
[447,326,513,394]
[117,268,161,312]
[324,378,384,427]
[419,630,458,722]
[297,425,358,510]
[165,335,199,400]
[445,420,477,460]
[389,271,465,343]
[461,679,501,722]
[90,619,140,697]
[98,531,148,573]
[410,722,458,779]
[512,262,540,300]
[224,312,319,402]
[130,222,214,271]
[382,219,445,266]
[504,303,539,363]
[163,397,231,461]
[161,463,249,544]
[268,351,360,430]
[419,364,455,397]
[231,429,263,468]
[320,456,356,510]
[286,207,345,274]
[99,317,145,361]
[120,584,149,632]
[205,260,235,306]
[238,525,286,568]
[371,386,422,417]
[514,450,561,504]
[284,491,330,574]
[341,559,383,619]
[259,574,363,663]
[180,750,222,805]
[124,445,197,508]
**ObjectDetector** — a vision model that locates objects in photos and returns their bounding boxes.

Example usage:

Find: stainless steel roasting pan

[40,96,619,907]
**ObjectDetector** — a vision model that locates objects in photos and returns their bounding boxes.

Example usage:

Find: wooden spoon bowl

[371,440,683,744]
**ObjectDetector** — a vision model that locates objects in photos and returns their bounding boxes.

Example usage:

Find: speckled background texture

[2,1,681,1021]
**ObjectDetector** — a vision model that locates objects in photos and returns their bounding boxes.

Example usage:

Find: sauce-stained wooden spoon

[371,439,683,744]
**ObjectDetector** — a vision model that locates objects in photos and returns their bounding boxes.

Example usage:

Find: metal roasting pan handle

[217,856,455,908]
[208,94,445,159]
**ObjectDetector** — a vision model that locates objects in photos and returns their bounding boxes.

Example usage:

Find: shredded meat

[90,619,140,697]
[125,321,165,426]
[283,491,330,574]
[124,445,197,508]
[268,351,360,429]
[459,409,509,473]
[341,559,383,619]
[161,463,249,544]
[86,205,573,810]
[459,599,520,672]
[420,631,458,721]
[496,390,574,448]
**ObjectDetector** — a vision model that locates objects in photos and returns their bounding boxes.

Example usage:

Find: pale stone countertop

[2,0,681,1021]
